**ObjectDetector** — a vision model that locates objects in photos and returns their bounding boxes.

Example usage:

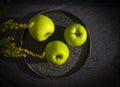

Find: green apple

[44,40,69,65]
[28,14,55,41]
[64,23,87,46]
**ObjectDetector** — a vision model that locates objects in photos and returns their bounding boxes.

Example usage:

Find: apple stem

[70,30,81,37]
[45,33,52,38]
[0,19,28,33]
[75,30,81,37]
[55,55,62,60]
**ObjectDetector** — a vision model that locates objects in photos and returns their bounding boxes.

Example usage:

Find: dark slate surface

[0,0,120,87]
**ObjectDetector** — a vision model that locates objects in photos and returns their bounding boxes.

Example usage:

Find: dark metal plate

[21,10,91,79]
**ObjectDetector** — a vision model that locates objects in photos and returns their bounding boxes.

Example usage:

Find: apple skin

[64,23,87,46]
[28,14,55,41]
[44,40,69,65]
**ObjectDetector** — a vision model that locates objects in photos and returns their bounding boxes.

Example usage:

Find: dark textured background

[0,0,120,87]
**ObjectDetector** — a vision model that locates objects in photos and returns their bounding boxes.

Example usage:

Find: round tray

[21,10,91,79]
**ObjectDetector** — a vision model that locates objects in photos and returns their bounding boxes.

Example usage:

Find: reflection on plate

[21,10,91,78]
